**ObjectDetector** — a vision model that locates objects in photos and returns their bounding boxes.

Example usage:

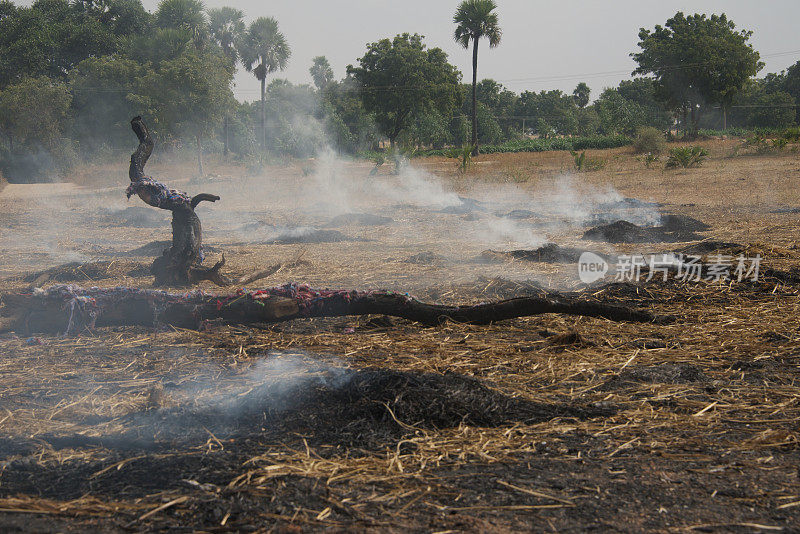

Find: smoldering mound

[326,213,394,227]
[19,364,612,453]
[101,207,168,228]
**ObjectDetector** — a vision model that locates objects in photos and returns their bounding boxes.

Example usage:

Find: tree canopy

[348,33,462,147]
[632,12,762,133]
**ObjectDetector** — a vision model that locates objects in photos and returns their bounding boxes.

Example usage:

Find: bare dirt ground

[0,140,798,532]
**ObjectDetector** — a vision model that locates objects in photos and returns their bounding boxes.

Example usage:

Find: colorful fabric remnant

[126,177,191,211]
[250,283,367,316]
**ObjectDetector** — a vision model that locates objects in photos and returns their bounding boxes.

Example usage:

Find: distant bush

[782,127,800,142]
[743,134,788,155]
[697,127,785,139]
[633,127,665,154]
[416,135,632,157]
[666,146,708,169]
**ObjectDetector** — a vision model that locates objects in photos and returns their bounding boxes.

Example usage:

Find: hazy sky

[23,0,800,102]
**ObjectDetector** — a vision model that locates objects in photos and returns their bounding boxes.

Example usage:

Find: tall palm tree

[454,0,501,155]
[208,7,245,158]
[208,6,244,63]
[239,17,290,154]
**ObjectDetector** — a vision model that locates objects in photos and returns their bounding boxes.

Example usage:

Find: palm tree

[310,56,333,91]
[208,7,245,158]
[154,0,208,48]
[454,0,501,155]
[239,17,290,154]
[208,6,244,63]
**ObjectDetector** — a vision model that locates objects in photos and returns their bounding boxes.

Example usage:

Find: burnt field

[0,142,799,532]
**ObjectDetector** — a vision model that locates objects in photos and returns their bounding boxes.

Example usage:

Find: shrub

[642,152,660,168]
[665,146,708,169]
[782,127,800,142]
[633,127,665,154]
[744,135,788,155]
[571,150,605,172]
[447,144,475,175]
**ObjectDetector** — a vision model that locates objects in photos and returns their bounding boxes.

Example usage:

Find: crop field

[0,141,799,532]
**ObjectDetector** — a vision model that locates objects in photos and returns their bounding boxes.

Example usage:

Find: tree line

[0,0,798,182]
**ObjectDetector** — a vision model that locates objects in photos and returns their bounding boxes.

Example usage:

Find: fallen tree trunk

[0,284,667,335]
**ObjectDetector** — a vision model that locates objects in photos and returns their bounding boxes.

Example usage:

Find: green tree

[132,50,235,175]
[310,56,333,91]
[516,90,578,136]
[745,91,795,129]
[68,55,148,154]
[207,6,244,63]
[573,82,591,109]
[728,80,796,129]
[779,61,800,124]
[0,0,132,87]
[0,76,72,147]
[207,6,243,157]
[154,0,207,47]
[126,27,194,65]
[320,76,380,153]
[239,17,290,153]
[347,33,462,148]
[453,0,501,155]
[632,12,762,135]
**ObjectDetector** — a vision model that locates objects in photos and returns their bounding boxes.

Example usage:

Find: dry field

[0,140,798,532]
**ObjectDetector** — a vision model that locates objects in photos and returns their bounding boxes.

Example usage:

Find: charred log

[0,284,668,335]
[127,116,228,287]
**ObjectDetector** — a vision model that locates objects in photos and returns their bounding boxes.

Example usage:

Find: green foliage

[348,33,462,146]
[0,76,72,146]
[571,150,605,172]
[783,127,800,142]
[453,0,502,49]
[207,7,244,63]
[633,126,665,154]
[447,144,475,175]
[573,82,590,109]
[571,150,585,171]
[131,50,235,143]
[0,76,74,180]
[517,89,578,136]
[68,55,148,155]
[633,12,763,136]
[596,79,672,136]
[419,135,632,157]
[453,0,502,150]
[310,56,333,91]
[642,152,660,168]
[320,77,380,154]
[743,134,788,155]
[665,146,708,168]
[0,0,137,87]
[743,90,795,129]
[401,109,452,150]
[154,0,207,46]
[239,17,290,82]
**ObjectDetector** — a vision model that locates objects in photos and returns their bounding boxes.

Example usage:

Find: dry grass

[0,141,798,531]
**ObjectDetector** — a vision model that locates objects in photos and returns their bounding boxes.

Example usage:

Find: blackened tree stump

[127,116,229,287]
